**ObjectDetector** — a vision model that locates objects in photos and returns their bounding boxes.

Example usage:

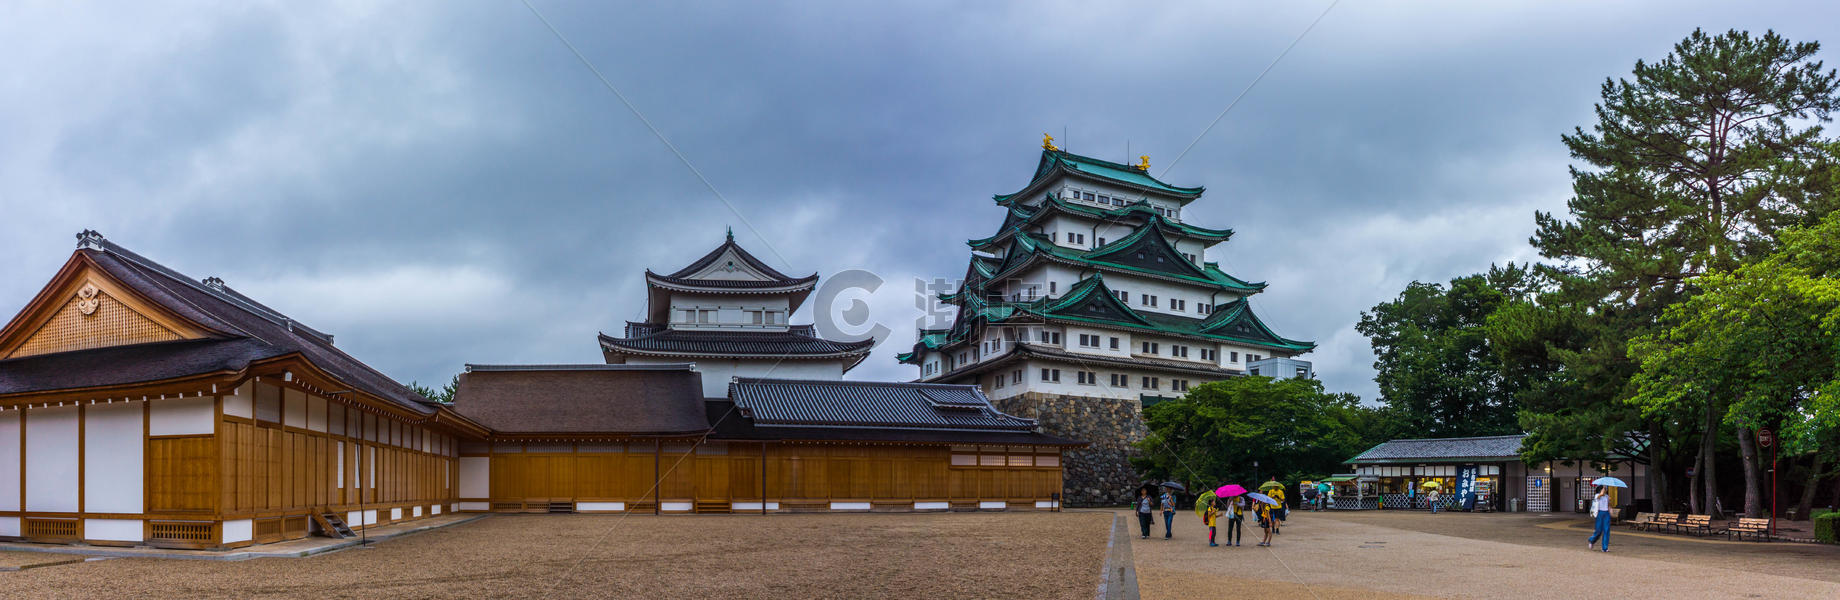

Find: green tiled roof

[982,226,1265,293]
[917,273,1312,357]
[968,197,1232,251]
[996,150,1204,204]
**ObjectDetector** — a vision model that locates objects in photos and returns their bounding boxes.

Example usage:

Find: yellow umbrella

[1194,490,1218,520]
[1421,481,1441,489]
[1259,481,1284,491]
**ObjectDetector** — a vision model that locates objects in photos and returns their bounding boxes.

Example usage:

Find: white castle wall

[84,401,143,514]
[25,405,79,513]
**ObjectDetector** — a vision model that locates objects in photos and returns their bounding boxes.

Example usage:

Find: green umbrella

[1194,490,1218,520]
[1259,481,1284,491]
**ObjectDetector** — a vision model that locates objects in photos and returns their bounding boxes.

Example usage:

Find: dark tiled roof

[704,400,1083,446]
[452,364,709,434]
[600,325,873,366]
[651,232,815,288]
[1345,435,1528,464]
[728,378,1037,432]
[0,234,437,414]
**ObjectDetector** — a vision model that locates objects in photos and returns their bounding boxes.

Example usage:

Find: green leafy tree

[1132,376,1387,492]
[1512,29,1840,515]
[1357,264,1534,437]
[1631,211,1840,517]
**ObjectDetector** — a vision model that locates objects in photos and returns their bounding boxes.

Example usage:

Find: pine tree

[1514,29,1840,515]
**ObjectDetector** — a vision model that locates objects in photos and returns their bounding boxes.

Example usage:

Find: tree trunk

[1649,423,1667,511]
[1737,426,1763,518]
[1689,432,1705,514]
[1795,454,1826,521]
[1701,404,1720,517]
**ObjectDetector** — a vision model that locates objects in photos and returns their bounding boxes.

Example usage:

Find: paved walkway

[1126,509,1840,600]
[0,513,483,561]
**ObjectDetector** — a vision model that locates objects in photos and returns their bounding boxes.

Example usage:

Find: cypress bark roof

[0,232,440,415]
[451,364,711,435]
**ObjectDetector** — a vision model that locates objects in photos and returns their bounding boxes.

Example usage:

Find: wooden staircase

[311,512,355,539]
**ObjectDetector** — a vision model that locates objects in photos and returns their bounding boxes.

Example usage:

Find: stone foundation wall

[994,392,1147,507]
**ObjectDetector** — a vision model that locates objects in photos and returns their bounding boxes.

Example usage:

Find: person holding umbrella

[1247,492,1280,546]
[1427,482,1441,514]
[1214,484,1249,547]
[1586,478,1627,552]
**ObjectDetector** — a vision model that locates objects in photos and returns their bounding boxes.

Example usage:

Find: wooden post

[760,442,767,516]
[653,439,661,516]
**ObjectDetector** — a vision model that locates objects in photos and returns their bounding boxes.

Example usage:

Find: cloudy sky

[3,1,1835,401]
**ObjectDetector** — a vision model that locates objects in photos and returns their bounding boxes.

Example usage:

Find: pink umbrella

[1214,484,1248,497]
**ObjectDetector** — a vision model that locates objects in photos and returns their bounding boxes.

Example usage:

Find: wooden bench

[1727,517,1772,541]
[1627,512,1656,531]
[1677,514,1716,536]
[1646,513,1681,532]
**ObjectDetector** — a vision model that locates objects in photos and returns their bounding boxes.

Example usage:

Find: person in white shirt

[1586,486,1613,552]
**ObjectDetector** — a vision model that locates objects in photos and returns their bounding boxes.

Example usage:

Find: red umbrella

[1214,484,1248,497]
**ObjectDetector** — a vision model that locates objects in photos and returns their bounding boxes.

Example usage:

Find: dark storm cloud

[2,1,1835,399]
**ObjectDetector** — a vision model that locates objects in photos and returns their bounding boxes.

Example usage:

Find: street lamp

[1253,460,1259,483]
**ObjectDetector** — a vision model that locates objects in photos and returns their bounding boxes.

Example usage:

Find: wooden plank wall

[217,382,458,527]
[478,441,1063,509]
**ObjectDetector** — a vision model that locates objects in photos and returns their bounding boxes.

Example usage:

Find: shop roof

[1345,434,1528,464]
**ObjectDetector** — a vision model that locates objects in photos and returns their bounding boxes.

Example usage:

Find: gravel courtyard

[0,512,1112,599]
[1129,509,1840,600]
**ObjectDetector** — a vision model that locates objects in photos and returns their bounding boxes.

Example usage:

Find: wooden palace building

[0,231,1077,550]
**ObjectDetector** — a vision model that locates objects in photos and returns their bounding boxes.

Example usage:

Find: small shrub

[1815,512,1840,545]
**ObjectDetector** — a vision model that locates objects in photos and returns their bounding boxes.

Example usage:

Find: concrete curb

[0,514,489,562]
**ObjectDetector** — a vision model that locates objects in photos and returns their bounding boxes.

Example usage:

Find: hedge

[1816,512,1839,545]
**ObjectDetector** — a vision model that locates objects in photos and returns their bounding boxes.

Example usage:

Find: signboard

[1458,465,1479,511]
[1759,428,1774,448]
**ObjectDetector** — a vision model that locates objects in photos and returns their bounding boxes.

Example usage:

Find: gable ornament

[77,283,102,316]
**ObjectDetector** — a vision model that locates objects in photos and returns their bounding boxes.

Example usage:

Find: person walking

[1136,488,1154,539]
[1428,487,1441,514]
[1224,496,1245,546]
[1586,486,1612,552]
[1159,487,1177,539]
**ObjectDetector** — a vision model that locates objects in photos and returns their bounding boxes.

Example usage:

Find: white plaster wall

[0,411,18,512]
[84,401,143,514]
[1064,326,1132,359]
[149,396,214,436]
[577,502,626,512]
[999,358,1221,400]
[336,441,345,488]
[914,502,949,510]
[364,509,377,525]
[307,395,326,432]
[458,457,490,498]
[390,507,402,521]
[223,385,252,419]
[0,516,18,537]
[456,502,490,512]
[667,292,793,331]
[222,519,253,543]
[829,502,870,511]
[25,405,79,512]
[328,403,345,436]
[254,382,282,422]
[979,501,1007,510]
[84,519,142,542]
[283,389,306,429]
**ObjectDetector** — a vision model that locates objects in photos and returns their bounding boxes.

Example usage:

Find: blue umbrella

[1591,476,1628,488]
[1245,492,1281,506]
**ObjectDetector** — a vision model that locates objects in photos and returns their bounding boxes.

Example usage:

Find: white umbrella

[1591,476,1628,488]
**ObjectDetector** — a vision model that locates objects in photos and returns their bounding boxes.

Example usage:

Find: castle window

[1230,351,1239,363]
[1109,337,1119,350]
[1040,369,1061,383]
